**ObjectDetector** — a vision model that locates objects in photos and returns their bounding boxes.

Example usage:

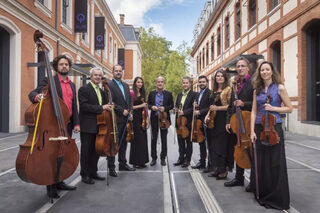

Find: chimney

[120,14,125,25]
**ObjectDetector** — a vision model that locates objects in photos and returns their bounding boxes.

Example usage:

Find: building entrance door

[0,26,10,132]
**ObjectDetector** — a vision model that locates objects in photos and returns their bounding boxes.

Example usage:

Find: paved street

[0,126,319,213]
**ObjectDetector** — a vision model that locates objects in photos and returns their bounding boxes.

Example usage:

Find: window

[38,0,44,4]
[35,0,52,17]
[249,0,256,28]
[199,53,202,71]
[270,0,280,11]
[109,36,113,64]
[225,16,230,49]
[61,0,72,28]
[217,27,221,56]
[235,2,241,40]
[211,35,214,61]
[206,43,209,66]
[81,3,90,45]
[197,56,200,74]
[271,40,281,75]
[104,28,108,60]
[114,42,117,63]
[202,48,205,69]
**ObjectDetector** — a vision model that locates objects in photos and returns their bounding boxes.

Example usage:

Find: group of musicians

[28,54,292,210]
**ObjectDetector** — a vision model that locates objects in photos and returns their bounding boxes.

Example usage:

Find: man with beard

[191,75,211,170]
[29,55,79,199]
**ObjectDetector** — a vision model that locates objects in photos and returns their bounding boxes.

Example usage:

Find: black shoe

[150,159,156,166]
[173,159,184,166]
[181,161,190,168]
[216,172,228,180]
[191,162,206,169]
[82,176,95,184]
[208,171,219,177]
[119,164,136,171]
[161,159,166,166]
[224,178,244,187]
[245,184,253,192]
[202,167,213,173]
[47,191,60,199]
[56,182,77,191]
[109,169,118,177]
[91,174,105,181]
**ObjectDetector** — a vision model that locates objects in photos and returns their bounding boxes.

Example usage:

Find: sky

[105,0,208,50]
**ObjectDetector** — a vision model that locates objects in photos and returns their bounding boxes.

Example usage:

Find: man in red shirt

[29,55,80,199]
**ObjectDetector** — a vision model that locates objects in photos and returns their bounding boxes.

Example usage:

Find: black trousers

[108,122,128,167]
[196,140,207,164]
[151,122,168,160]
[80,132,100,177]
[177,135,193,162]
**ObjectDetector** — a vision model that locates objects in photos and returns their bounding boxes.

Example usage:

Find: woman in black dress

[205,70,233,179]
[250,61,292,210]
[129,77,150,168]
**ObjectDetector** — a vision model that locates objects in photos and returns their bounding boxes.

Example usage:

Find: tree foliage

[140,27,191,100]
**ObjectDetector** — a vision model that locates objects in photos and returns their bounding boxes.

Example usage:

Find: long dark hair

[133,76,146,100]
[212,70,229,92]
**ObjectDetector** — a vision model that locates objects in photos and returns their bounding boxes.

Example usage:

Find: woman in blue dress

[250,61,293,210]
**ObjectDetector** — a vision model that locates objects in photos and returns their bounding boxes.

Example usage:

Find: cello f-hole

[37,130,48,151]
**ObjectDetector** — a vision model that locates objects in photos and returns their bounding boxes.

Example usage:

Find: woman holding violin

[250,61,292,210]
[204,70,232,180]
[129,77,150,168]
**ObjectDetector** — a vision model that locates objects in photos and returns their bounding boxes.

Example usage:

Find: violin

[176,104,189,139]
[141,98,147,131]
[158,100,170,129]
[191,100,205,143]
[126,111,134,142]
[96,80,119,157]
[206,94,220,129]
[260,94,279,146]
[16,30,79,185]
[230,80,252,169]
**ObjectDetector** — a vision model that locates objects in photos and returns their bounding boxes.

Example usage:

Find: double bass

[190,100,205,143]
[230,80,252,169]
[16,30,79,186]
[95,80,119,157]
[260,94,280,146]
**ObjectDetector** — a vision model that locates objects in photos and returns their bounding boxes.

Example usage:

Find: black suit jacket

[226,78,253,124]
[147,90,174,126]
[107,79,132,124]
[28,75,80,128]
[78,82,108,134]
[175,90,198,128]
[196,88,211,122]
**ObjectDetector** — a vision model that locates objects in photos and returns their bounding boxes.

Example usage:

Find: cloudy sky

[106,0,208,50]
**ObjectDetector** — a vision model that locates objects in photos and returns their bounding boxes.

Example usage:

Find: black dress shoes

[208,172,219,177]
[91,174,106,181]
[150,159,156,166]
[161,159,166,166]
[191,162,206,169]
[82,176,94,184]
[202,167,213,173]
[181,161,190,168]
[109,169,118,177]
[56,182,77,190]
[119,164,136,171]
[245,184,253,192]
[216,172,228,180]
[224,178,244,187]
[173,160,184,166]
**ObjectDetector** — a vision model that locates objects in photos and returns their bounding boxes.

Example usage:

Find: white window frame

[34,0,52,18]
[60,0,73,34]
[109,34,113,65]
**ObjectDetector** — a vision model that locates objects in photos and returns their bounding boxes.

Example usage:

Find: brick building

[0,0,142,133]
[191,0,320,137]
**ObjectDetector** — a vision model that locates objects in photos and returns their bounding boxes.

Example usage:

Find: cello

[260,94,280,146]
[230,80,252,169]
[16,30,79,186]
[95,80,119,157]
[190,100,205,143]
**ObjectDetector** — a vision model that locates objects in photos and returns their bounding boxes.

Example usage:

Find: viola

[230,80,252,169]
[95,80,119,157]
[158,100,170,129]
[260,94,279,146]
[191,100,205,143]
[126,111,134,142]
[16,30,79,185]
[141,98,147,131]
[176,104,189,139]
